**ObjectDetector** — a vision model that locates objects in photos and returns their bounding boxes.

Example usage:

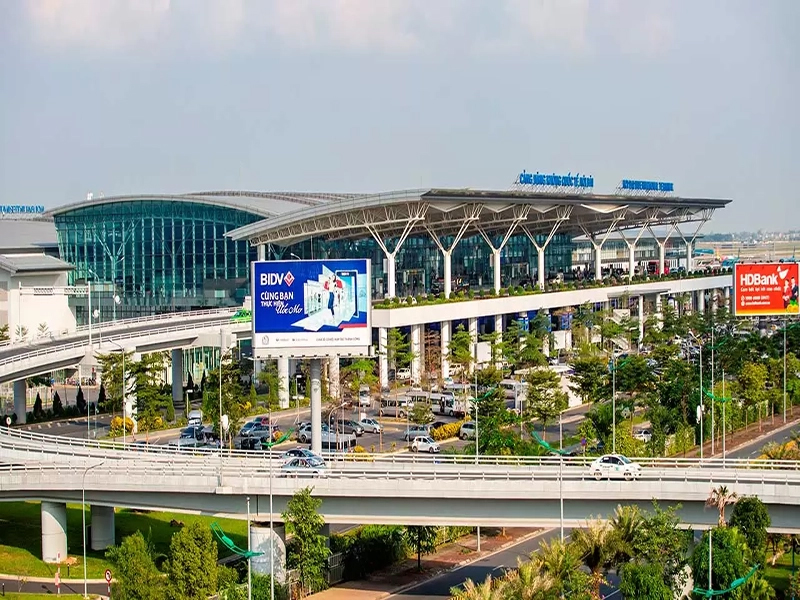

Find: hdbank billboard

[251,259,371,355]
[734,262,800,316]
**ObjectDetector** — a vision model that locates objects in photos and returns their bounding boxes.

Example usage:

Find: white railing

[2,428,799,474]
[1,460,800,488]
[0,308,239,350]
[0,318,237,369]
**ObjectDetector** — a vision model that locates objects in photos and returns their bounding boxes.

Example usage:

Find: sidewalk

[307,527,542,600]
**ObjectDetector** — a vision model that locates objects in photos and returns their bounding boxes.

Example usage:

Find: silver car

[281,457,327,477]
[359,418,383,434]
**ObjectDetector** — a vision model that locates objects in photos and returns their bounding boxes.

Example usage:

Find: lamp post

[473,343,479,464]
[107,340,127,446]
[82,460,105,599]
[690,331,703,459]
[246,496,252,600]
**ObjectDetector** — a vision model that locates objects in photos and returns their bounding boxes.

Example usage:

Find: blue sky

[1,0,797,231]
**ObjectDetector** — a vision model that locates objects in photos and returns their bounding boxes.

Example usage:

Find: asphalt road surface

[725,419,800,459]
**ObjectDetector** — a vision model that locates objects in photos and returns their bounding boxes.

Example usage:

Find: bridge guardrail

[2,461,800,487]
[2,428,799,473]
[0,308,238,351]
[0,318,238,369]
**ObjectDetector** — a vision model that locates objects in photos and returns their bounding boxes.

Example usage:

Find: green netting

[261,428,293,449]
[702,387,732,403]
[529,428,569,456]
[691,565,759,597]
[211,522,263,559]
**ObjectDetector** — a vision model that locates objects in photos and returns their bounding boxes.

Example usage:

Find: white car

[411,436,440,454]
[589,454,642,481]
[633,429,652,443]
[396,368,412,381]
[359,418,383,434]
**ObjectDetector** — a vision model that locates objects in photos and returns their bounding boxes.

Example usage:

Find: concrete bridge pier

[171,349,184,409]
[41,501,67,563]
[250,522,287,583]
[13,380,27,424]
[90,505,115,550]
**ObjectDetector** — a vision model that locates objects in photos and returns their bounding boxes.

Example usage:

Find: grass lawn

[765,549,798,598]
[2,595,85,600]
[0,502,248,579]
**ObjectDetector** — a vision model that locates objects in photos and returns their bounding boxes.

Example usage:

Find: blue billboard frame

[251,259,371,357]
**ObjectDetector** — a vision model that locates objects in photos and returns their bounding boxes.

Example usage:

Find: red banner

[734,262,800,316]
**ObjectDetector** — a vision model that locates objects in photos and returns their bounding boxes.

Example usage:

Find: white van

[188,409,203,426]
[499,379,527,400]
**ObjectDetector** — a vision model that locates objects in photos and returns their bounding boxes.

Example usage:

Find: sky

[0,0,798,232]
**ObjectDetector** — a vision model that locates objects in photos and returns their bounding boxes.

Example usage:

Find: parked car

[411,436,440,454]
[459,422,476,440]
[396,367,412,381]
[358,385,372,408]
[334,419,364,436]
[297,422,327,444]
[403,425,431,441]
[589,454,642,480]
[359,418,383,434]
[281,457,327,477]
[239,435,270,450]
[380,397,410,418]
[187,409,203,427]
[430,421,448,431]
[633,429,652,443]
[180,425,204,440]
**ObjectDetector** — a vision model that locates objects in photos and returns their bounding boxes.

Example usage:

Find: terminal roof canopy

[227,188,731,247]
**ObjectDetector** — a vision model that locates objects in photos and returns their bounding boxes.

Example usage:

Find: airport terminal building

[0,181,731,390]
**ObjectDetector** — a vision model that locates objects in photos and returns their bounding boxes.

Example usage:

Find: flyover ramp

[0,319,250,384]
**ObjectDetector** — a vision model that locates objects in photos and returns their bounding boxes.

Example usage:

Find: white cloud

[21,0,673,56]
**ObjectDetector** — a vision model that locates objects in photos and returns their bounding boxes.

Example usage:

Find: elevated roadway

[2,430,799,533]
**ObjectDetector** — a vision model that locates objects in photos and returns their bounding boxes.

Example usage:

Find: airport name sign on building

[619,179,674,193]
[251,259,371,358]
[515,170,594,190]
[734,262,799,316]
[0,204,45,216]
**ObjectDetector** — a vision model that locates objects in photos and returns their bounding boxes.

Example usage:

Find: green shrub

[338,525,408,580]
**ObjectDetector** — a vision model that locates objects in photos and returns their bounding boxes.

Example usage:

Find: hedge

[431,420,466,441]
[331,525,408,580]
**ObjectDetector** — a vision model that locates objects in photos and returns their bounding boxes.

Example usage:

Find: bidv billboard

[734,262,800,316]
[251,259,371,356]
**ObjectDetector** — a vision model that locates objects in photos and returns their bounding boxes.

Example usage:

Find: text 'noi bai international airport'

[0,171,735,421]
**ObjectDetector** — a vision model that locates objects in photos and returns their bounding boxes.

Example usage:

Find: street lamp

[82,460,106,598]
[690,331,704,460]
[106,340,128,446]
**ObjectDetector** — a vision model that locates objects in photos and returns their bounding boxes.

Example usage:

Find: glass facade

[54,197,576,323]
[54,199,260,324]
[280,232,574,298]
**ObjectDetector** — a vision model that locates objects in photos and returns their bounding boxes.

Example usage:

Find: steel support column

[476,209,527,294]
[522,207,572,289]
[13,379,26,424]
[579,212,625,282]
[410,324,422,385]
[277,358,290,410]
[426,206,481,298]
[367,216,422,299]
[469,317,478,370]
[171,349,184,409]
[619,226,650,281]
[675,214,712,274]
[647,223,677,276]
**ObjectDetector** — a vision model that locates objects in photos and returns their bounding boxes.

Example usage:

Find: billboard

[251,259,371,356]
[734,262,800,316]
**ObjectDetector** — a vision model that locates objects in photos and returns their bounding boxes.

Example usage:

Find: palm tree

[737,572,776,600]
[610,504,642,567]
[502,559,554,600]
[450,575,506,600]
[571,519,617,599]
[530,537,585,597]
[706,484,739,527]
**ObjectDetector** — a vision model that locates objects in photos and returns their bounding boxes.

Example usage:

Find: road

[387,528,618,599]
[0,575,109,596]
[725,420,800,459]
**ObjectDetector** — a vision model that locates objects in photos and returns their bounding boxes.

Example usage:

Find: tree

[502,559,554,600]
[409,402,434,426]
[450,575,505,600]
[106,531,166,600]
[257,360,284,408]
[76,386,87,414]
[619,563,672,600]
[0,324,8,342]
[524,369,568,441]
[97,351,134,414]
[386,328,413,376]
[251,573,289,600]
[449,324,474,382]
[571,519,616,599]
[631,502,691,596]
[739,361,769,427]
[97,384,107,412]
[610,504,642,566]
[282,487,330,595]
[479,331,505,367]
[569,351,609,404]
[37,322,49,338]
[15,325,28,341]
[529,537,592,600]
[33,392,44,420]
[690,527,748,596]
[200,370,207,393]
[203,351,248,444]
[736,571,776,600]
[341,358,378,397]
[729,496,771,567]
[405,525,438,572]
[131,352,172,432]
[52,390,63,417]
[706,485,739,527]
[165,522,219,600]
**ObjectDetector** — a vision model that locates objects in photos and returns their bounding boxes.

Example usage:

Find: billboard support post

[310,359,322,456]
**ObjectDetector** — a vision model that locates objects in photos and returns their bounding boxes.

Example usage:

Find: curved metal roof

[45,191,368,219]
[227,188,732,247]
